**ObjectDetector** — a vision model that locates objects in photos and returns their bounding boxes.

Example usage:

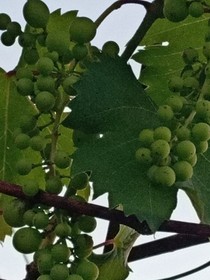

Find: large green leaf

[133,14,210,105]
[63,56,177,232]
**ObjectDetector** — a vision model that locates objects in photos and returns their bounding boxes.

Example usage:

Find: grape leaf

[133,15,210,105]
[63,56,177,232]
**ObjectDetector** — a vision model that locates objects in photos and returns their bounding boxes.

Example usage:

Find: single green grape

[54,150,71,169]
[176,140,196,160]
[37,252,54,274]
[62,75,79,95]
[33,211,49,229]
[51,244,71,263]
[203,42,210,59]
[153,166,176,187]
[37,275,53,280]
[23,0,50,28]
[0,13,11,30]
[77,215,97,233]
[16,67,33,80]
[37,57,54,76]
[35,91,55,113]
[157,105,174,121]
[66,275,83,280]
[69,172,89,190]
[154,126,171,142]
[18,32,36,47]
[46,31,70,56]
[19,115,37,133]
[45,51,59,63]
[182,47,199,65]
[138,129,154,147]
[3,199,26,227]
[30,135,46,151]
[189,2,204,18]
[13,227,42,254]
[50,264,69,280]
[192,122,210,141]
[15,133,30,149]
[1,31,16,46]
[76,259,99,280]
[16,158,32,175]
[173,161,193,181]
[22,180,39,197]
[72,44,88,60]
[74,234,93,258]
[168,76,183,92]
[7,21,22,37]
[151,139,171,159]
[36,75,55,93]
[23,209,36,226]
[196,100,210,119]
[45,176,63,194]
[70,17,97,43]
[163,0,188,22]
[54,223,72,238]
[166,95,184,112]
[176,126,191,140]
[102,41,120,58]
[195,141,209,154]
[24,48,39,65]
[17,78,34,96]
[186,153,197,167]
[183,77,199,92]
[135,147,153,165]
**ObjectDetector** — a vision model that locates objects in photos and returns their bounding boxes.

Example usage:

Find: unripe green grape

[36,75,55,93]
[16,158,32,175]
[135,147,152,165]
[196,100,210,119]
[176,140,196,160]
[192,122,210,141]
[35,91,55,113]
[173,161,193,181]
[19,115,37,133]
[16,67,33,80]
[1,31,16,46]
[37,275,52,280]
[22,180,39,196]
[102,41,120,58]
[50,264,69,280]
[168,76,183,92]
[0,13,11,30]
[23,209,36,226]
[176,126,191,140]
[18,32,35,47]
[54,151,71,169]
[13,227,42,254]
[15,133,30,149]
[153,166,176,187]
[69,172,89,190]
[46,31,70,56]
[157,105,174,121]
[183,77,199,90]
[166,95,183,112]
[72,44,88,60]
[30,135,46,151]
[182,47,199,65]
[37,33,47,46]
[7,21,22,37]
[55,223,72,238]
[17,78,34,96]
[186,153,197,167]
[74,234,93,258]
[3,199,26,227]
[163,0,188,22]
[45,51,59,63]
[45,176,63,194]
[62,76,79,95]
[76,259,99,280]
[138,129,154,147]
[154,126,171,142]
[37,57,54,76]
[77,215,97,233]
[24,48,39,64]
[195,140,209,154]
[37,253,54,274]
[51,244,71,263]
[151,139,170,159]
[147,165,158,182]
[66,275,83,280]
[189,2,204,18]
[203,42,210,59]
[70,17,97,43]
[61,49,74,64]
[33,211,49,229]
[23,0,50,28]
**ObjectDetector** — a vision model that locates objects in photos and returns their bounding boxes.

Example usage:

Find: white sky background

[0,1,210,280]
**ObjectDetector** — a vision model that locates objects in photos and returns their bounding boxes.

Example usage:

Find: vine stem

[95,0,151,28]
[1,180,210,237]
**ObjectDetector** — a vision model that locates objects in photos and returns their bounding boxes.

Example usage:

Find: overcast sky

[0,1,210,280]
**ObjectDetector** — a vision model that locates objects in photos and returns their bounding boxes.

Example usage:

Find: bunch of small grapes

[163,0,206,23]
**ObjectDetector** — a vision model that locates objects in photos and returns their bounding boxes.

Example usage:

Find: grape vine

[1,0,210,280]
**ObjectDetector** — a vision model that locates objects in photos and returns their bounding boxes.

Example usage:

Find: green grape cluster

[163,0,205,23]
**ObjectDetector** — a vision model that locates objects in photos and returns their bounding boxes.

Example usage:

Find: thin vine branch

[95,0,151,27]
